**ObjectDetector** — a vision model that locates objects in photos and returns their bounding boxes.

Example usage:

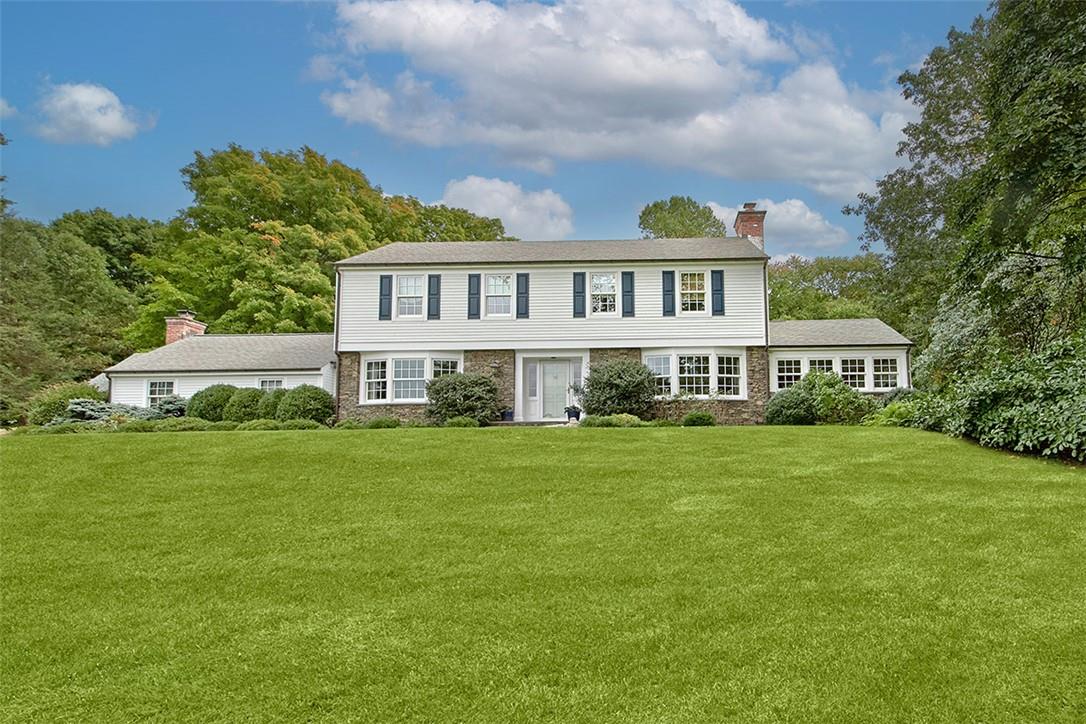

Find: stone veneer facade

[463,350,516,413]
[651,346,769,425]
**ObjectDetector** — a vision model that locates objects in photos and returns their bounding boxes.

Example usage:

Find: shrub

[803,371,880,425]
[186,385,238,422]
[207,420,239,431]
[153,417,212,432]
[862,401,918,427]
[364,417,401,429]
[222,388,265,422]
[257,388,287,419]
[236,418,282,431]
[609,413,643,427]
[647,419,678,427]
[579,360,656,418]
[425,373,501,425]
[27,382,105,426]
[682,411,716,427]
[59,398,162,424]
[880,387,915,405]
[279,418,323,430]
[579,415,618,428]
[275,384,334,423]
[444,415,480,428]
[114,419,159,433]
[151,395,188,418]
[765,384,817,425]
[36,422,102,434]
[334,419,366,430]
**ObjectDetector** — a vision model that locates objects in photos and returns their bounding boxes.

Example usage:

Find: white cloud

[709,198,850,254]
[0,98,16,119]
[35,82,152,146]
[440,176,574,240]
[320,0,914,199]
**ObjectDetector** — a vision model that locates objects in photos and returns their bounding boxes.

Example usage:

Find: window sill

[360,399,427,405]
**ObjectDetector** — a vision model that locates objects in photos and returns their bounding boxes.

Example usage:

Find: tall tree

[639,196,728,239]
[768,254,885,321]
[51,209,166,291]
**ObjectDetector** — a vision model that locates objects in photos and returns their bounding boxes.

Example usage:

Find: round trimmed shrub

[334,419,366,430]
[365,417,401,429]
[580,360,656,418]
[151,395,187,418]
[207,420,239,431]
[681,411,716,427]
[425,373,501,425]
[275,384,334,423]
[279,418,322,430]
[257,388,287,419]
[186,384,238,422]
[611,413,644,427]
[236,418,282,431]
[27,382,105,425]
[222,388,265,422]
[765,384,818,425]
[154,417,212,432]
[444,415,480,428]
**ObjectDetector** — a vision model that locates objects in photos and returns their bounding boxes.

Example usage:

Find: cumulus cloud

[35,82,152,146]
[0,98,16,119]
[709,198,850,254]
[320,0,913,199]
[440,176,574,240]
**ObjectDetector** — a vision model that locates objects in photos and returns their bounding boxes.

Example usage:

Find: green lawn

[2,427,1084,722]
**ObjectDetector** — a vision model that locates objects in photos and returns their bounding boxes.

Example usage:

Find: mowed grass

[2,428,1084,722]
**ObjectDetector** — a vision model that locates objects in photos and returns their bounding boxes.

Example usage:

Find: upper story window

[777,359,802,389]
[873,358,898,388]
[485,274,512,316]
[397,275,424,317]
[148,380,174,405]
[590,273,617,314]
[841,358,866,389]
[679,272,706,312]
[259,378,284,391]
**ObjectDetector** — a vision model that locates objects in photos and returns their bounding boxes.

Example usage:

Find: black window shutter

[711,269,725,316]
[516,273,529,319]
[621,271,635,317]
[662,270,675,317]
[572,272,586,318]
[378,274,392,320]
[467,274,481,319]
[427,274,441,320]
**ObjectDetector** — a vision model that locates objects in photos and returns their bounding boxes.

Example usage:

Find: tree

[638,196,728,239]
[768,254,884,320]
[51,208,166,291]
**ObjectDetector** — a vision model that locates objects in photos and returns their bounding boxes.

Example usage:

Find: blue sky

[1,1,985,257]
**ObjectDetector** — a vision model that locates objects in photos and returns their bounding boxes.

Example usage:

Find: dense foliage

[764,385,818,426]
[578,360,656,419]
[638,196,728,239]
[425,373,502,425]
[185,384,238,422]
[222,388,266,423]
[274,384,334,424]
[768,254,884,321]
[443,416,480,428]
[681,411,716,427]
[25,382,106,426]
[256,388,287,419]
[766,372,877,426]
[151,395,188,418]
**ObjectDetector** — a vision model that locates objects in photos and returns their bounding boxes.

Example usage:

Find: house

[105,311,335,407]
[333,203,912,424]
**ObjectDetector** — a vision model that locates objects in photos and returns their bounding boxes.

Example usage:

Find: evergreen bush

[279,418,323,430]
[579,360,656,418]
[257,388,287,419]
[425,373,501,425]
[681,411,716,427]
[275,385,333,423]
[444,415,480,428]
[364,417,401,429]
[186,385,238,422]
[334,419,366,429]
[222,388,265,422]
[151,395,188,418]
[27,382,105,426]
[236,418,282,431]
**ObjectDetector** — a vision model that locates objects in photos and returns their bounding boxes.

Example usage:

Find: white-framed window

[148,380,174,406]
[841,358,866,389]
[396,275,424,318]
[392,358,426,401]
[527,362,538,398]
[590,272,617,314]
[717,356,741,397]
[777,359,802,389]
[679,272,706,313]
[678,354,711,395]
[485,274,512,316]
[809,359,834,374]
[259,378,284,391]
[645,355,672,396]
[873,358,898,388]
[432,359,459,378]
[365,360,388,401]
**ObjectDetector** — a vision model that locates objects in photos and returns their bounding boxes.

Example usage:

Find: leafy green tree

[768,254,884,320]
[639,196,728,239]
[51,208,166,291]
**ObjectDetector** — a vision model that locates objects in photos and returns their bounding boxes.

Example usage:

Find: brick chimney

[165,309,207,345]
[733,202,767,250]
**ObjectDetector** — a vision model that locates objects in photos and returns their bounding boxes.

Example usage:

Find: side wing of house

[768,346,911,393]
[109,371,329,407]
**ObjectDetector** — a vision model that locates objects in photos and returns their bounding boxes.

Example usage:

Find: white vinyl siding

[110,371,328,407]
[768,348,910,393]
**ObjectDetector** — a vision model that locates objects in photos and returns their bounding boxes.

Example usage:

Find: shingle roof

[769,319,912,347]
[337,238,768,266]
[106,334,335,374]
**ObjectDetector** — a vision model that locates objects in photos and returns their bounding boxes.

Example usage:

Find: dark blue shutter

[378,274,392,320]
[711,269,725,316]
[516,273,529,319]
[621,271,635,317]
[427,274,441,319]
[467,274,481,319]
[662,271,675,317]
[572,272,586,318]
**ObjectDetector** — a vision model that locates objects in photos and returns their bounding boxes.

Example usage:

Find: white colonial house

[102,203,911,422]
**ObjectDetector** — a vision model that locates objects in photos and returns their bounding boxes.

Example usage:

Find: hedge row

[187,384,333,424]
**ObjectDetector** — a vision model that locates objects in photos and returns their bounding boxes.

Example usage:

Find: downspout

[333,267,342,419]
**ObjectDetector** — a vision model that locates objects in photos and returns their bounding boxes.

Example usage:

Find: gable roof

[106,333,335,374]
[769,319,912,347]
[337,238,768,266]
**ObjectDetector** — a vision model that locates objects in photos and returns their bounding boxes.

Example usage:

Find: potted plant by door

[564,405,582,421]
[500,408,514,422]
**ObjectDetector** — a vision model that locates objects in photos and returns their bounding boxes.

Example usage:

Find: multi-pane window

[841,358,866,389]
[873,358,898,388]
[590,273,617,314]
[365,361,388,401]
[809,359,834,374]
[485,274,512,315]
[717,356,741,397]
[645,355,672,396]
[678,355,710,395]
[393,359,426,400]
[259,378,284,391]
[432,359,459,378]
[397,275,424,317]
[777,359,802,389]
[679,272,706,312]
[148,380,174,405]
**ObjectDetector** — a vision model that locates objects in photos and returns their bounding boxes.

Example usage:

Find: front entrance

[541,361,570,420]
[518,352,586,422]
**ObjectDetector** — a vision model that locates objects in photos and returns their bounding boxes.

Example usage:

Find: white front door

[541,361,570,419]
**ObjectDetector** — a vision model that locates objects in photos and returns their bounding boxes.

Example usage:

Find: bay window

[363,353,464,403]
